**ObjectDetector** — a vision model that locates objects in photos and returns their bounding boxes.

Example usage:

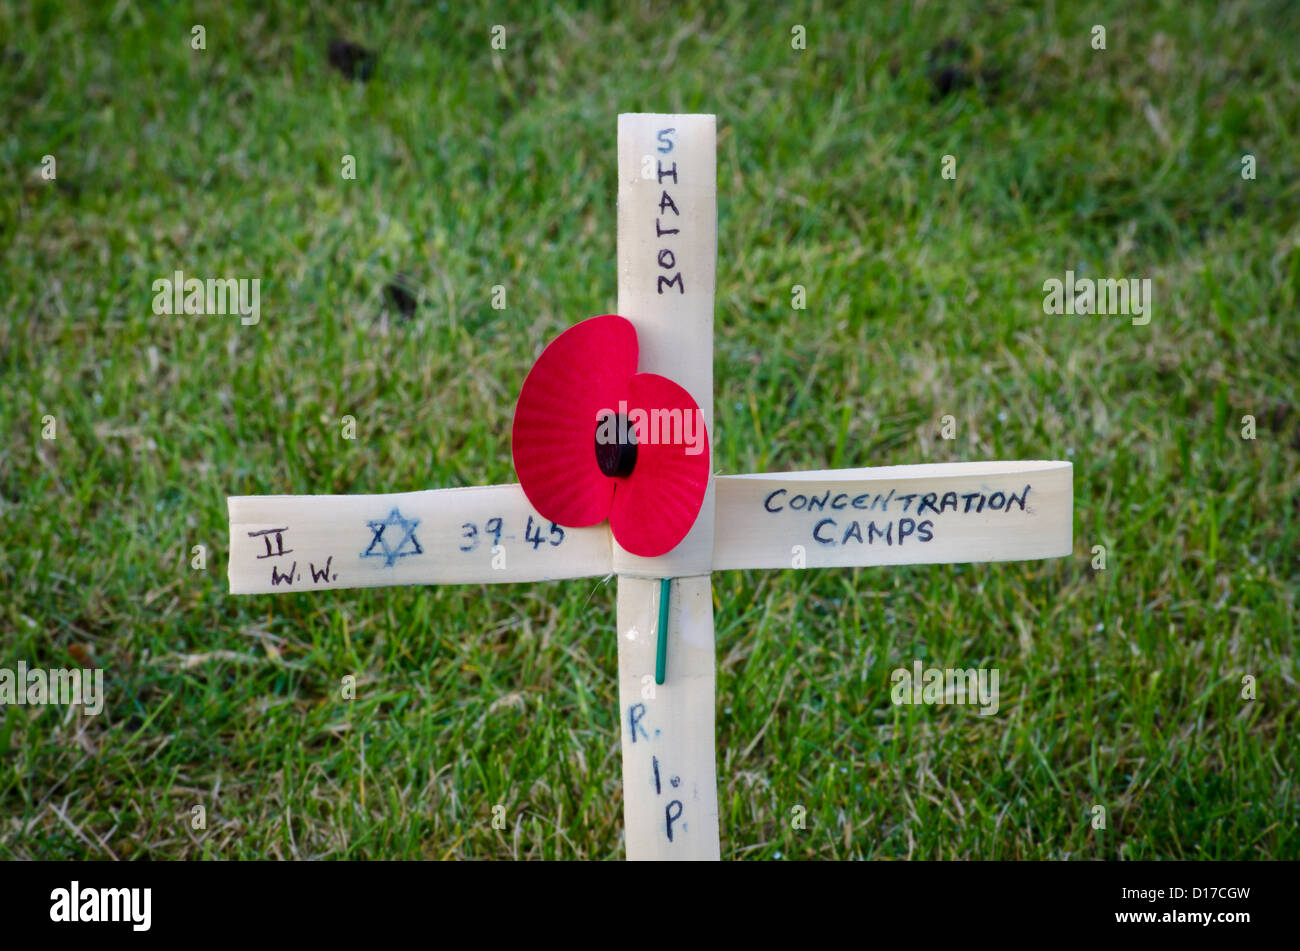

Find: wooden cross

[227,114,1073,861]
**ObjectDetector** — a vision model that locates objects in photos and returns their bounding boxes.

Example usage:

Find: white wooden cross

[227,114,1072,861]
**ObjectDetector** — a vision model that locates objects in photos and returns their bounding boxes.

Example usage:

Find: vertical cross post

[612,114,720,860]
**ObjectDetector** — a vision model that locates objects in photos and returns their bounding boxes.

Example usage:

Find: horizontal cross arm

[227,484,612,594]
[709,460,1072,572]
[226,460,1071,594]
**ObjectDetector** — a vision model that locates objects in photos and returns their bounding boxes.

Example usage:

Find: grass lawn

[1,0,1297,859]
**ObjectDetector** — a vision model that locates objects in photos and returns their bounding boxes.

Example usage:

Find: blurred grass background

[0,0,1297,859]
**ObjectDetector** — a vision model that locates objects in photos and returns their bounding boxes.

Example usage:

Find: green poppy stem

[655,577,671,685]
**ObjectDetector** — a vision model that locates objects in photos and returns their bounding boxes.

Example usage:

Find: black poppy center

[595,413,638,478]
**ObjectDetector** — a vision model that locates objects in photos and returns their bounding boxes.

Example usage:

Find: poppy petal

[512,315,638,526]
[609,373,711,557]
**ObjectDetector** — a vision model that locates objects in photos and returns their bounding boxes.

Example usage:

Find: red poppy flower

[511,315,710,557]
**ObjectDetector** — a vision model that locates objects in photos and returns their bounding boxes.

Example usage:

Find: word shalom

[763,484,1032,548]
[652,127,684,295]
[1042,270,1151,326]
[152,270,261,325]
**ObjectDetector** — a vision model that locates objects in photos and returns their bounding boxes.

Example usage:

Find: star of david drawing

[361,508,424,567]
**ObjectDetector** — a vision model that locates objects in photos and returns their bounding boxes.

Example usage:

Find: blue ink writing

[361,508,423,567]
[460,516,563,553]
[767,484,1032,547]
[665,800,683,842]
[628,703,649,743]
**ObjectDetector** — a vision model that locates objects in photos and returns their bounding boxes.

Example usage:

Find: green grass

[1,0,1297,860]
